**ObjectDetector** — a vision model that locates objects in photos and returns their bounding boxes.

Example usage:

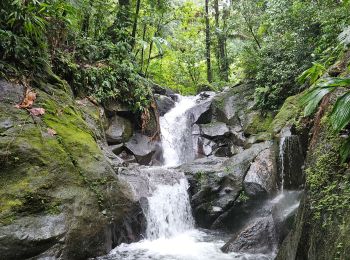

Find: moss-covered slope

[0,80,143,259]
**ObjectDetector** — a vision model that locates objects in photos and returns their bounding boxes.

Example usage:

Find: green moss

[305,116,349,226]
[244,112,274,135]
[270,92,304,134]
[0,83,110,224]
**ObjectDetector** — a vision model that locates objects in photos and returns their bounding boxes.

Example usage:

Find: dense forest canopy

[1,0,350,112]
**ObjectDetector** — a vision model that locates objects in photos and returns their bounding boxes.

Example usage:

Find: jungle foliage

[1,0,350,112]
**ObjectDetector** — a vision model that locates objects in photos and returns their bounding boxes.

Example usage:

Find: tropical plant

[300,77,350,162]
[298,62,327,86]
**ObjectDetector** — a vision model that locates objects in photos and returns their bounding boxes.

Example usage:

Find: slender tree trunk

[214,0,221,76]
[243,15,261,49]
[140,24,147,73]
[82,0,94,36]
[145,40,153,76]
[205,0,212,83]
[214,0,228,81]
[221,7,229,81]
[131,0,142,49]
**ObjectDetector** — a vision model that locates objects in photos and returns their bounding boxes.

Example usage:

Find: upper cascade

[160,93,214,167]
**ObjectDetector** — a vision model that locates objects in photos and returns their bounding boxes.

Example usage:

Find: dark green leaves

[331,92,350,132]
[298,62,326,85]
[300,77,350,118]
[300,85,335,116]
[301,76,350,162]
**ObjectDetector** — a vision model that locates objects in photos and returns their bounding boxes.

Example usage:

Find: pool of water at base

[96,228,274,260]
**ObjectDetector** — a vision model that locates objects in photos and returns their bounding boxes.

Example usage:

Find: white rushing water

[101,94,302,260]
[146,179,194,239]
[279,136,286,192]
[160,95,198,167]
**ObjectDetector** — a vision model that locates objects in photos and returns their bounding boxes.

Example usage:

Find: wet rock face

[278,128,305,190]
[0,214,66,259]
[155,94,175,116]
[105,115,133,145]
[182,142,274,229]
[244,148,278,197]
[221,191,302,257]
[0,80,145,259]
[125,133,163,165]
[222,216,277,255]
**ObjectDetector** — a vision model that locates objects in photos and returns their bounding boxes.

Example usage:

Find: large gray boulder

[221,216,277,255]
[0,214,66,260]
[181,142,271,228]
[212,84,255,128]
[105,115,133,144]
[155,94,175,116]
[244,147,278,197]
[187,92,215,124]
[199,122,230,138]
[125,133,161,165]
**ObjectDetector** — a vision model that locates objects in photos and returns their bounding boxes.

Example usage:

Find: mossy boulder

[0,80,144,259]
[270,93,304,134]
[244,112,274,136]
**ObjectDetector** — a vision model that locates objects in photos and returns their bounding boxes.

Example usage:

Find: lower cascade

[146,179,194,240]
[97,94,302,260]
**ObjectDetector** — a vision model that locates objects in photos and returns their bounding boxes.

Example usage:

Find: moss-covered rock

[270,93,304,134]
[0,80,144,259]
[244,112,274,136]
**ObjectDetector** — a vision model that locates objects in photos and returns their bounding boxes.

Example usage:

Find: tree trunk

[221,6,229,81]
[214,0,221,76]
[205,0,213,83]
[145,40,153,76]
[140,24,147,73]
[82,0,94,36]
[131,0,142,49]
[214,0,228,81]
[243,15,261,49]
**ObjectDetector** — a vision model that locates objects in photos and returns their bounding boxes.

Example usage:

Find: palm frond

[330,92,350,132]
[300,86,335,116]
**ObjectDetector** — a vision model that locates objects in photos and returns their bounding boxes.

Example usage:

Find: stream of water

[99,94,301,260]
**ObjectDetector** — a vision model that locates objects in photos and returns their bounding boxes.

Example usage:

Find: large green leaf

[330,91,350,132]
[152,37,168,56]
[300,86,335,116]
[318,77,350,88]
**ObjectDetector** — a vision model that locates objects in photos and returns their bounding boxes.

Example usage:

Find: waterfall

[101,94,302,260]
[279,132,304,190]
[279,137,286,191]
[145,95,197,239]
[160,95,198,166]
[146,178,195,239]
